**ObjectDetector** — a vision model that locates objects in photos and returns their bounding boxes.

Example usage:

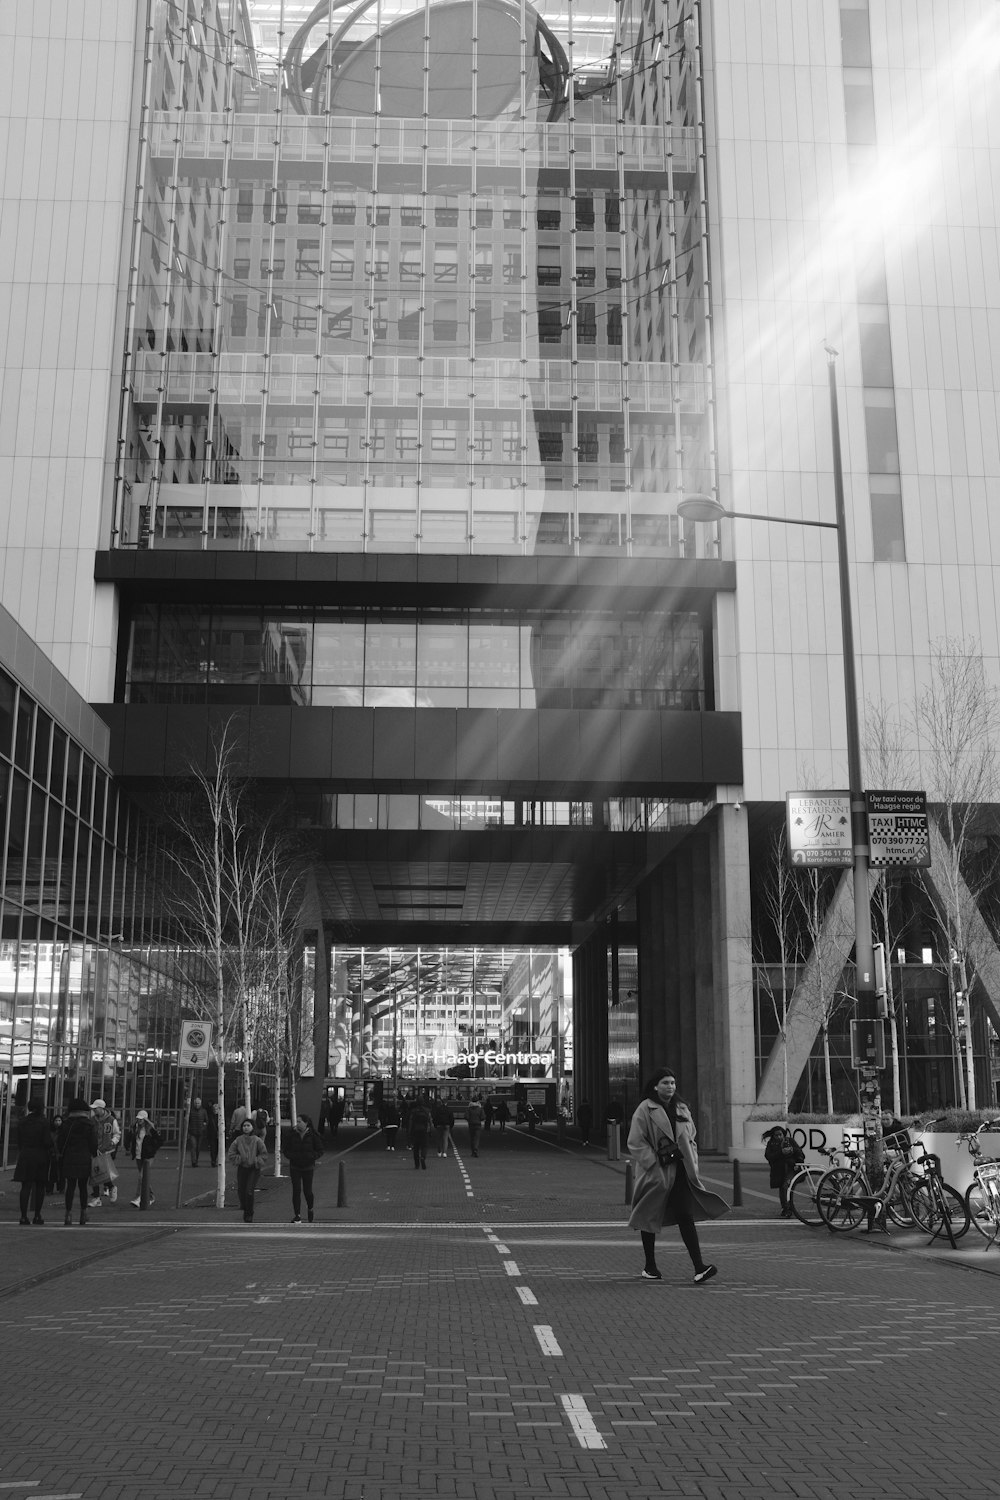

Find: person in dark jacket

[57,1098,99,1226]
[47,1113,65,1195]
[187,1096,209,1166]
[206,1103,221,1166]
[763,1126,805,1217]
[281,1113,324,1223]
[408,1095,432,1169]
[494,1097,510,1133]
[14,1097,53,1224]
[432,1099,455,1157]
[576,1099,594,1144]
[378,1097,400,1151]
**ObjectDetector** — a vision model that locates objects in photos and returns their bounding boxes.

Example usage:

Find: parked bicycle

[958,1119,1000,1246]
[786,1144,849,1227]
[815,1125,925,1233]
[902,1122,970,1244]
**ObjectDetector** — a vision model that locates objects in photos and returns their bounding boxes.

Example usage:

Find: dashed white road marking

[516,1286,538,1305]
[494,1243,510,1254]
[560,1393,607,1449]
[503,1260,520,1276]
[533,1324,563,1355]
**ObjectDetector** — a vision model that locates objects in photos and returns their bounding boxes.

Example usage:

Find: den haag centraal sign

[785,791,853,868]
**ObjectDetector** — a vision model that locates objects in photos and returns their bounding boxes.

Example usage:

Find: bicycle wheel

[909,1180,970,1240]
[787,1167,824,1227]
[965,1181,1000,1245]
[816,1167,866,1231]
[885,1179,917,1228]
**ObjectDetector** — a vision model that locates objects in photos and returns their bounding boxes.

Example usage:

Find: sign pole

[175,1070,193,1209]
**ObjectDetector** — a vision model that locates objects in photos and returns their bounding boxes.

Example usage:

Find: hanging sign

[865,790,931,868]
[179,1020,213,1069]
[786,791,853,867]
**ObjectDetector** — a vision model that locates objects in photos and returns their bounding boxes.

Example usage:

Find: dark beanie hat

[67,1096,90,1113]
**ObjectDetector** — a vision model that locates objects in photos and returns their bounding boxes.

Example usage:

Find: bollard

[624,1160,633,1204]
[732,1158,743,1207]
[337,1161,347,1208]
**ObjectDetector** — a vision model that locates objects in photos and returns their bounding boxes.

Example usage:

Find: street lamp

[678,350,881,1178]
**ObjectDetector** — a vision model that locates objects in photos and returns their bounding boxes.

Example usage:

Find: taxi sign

[865,790,931,868]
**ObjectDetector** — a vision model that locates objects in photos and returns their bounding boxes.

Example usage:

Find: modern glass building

[2,0,999,1142]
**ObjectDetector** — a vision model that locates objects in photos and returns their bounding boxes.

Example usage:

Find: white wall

[0,1,137,700]
[705,0,1000,800]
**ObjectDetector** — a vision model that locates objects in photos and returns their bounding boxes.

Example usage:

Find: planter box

[743,1120,981,1192]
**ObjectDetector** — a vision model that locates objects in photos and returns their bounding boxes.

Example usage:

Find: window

[578,426,598,462]
[503,249,521,285]
[606,247,621,286]
[366,202,391,226]
[261,240,285,277]
[400,244,421,281]
[398,299,420,341]
[575,194,595,230]
[605,195,620,232]
[430,421,458,452]
[870,475,906,561]
[400,196,422,226]
[236,186,254,222]
[434,245,458,283]
[372,299,388,340]
[233,239,251,279]
[538,305,563,342]
[230,295,247,336]
[607,307,622,345]
[324,432,350,456]
[366,247,389,281]
[537,247,561,285]
[434,197,459,226]
[860,318,893,386]
[288,432,313,455]
[537,192,561,229]
[253,435,277,457]
[864,393,899,472]
[330,196,356,224]
[431,299,458,341]
[296,239,320,277]
[395,422,418,457]
[474,246,493,281]
[330,242,354,280]
[292,312,318,332]
[503,204,522,229]
[576,247,595,285]
[577,303,596,343]
[475,201,493,227]
[327,307,353,338]
[474,304,492,340]
[264,188,287,223]
[609,426,625,463]
[296,191,320,223]
[502,304,520,339]
[539,430,563,462]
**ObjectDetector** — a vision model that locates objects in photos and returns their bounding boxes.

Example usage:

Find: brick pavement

[1,1124,998,1500]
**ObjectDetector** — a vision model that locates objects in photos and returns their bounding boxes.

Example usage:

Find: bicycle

[786,1144,848,1227]
[903,1123,970,1245]
[958,1119,1000,1246]
[815,1129,925,1233]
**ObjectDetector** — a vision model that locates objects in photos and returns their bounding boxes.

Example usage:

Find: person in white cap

[88,1100,122,1207]
[129,1110,161,1207]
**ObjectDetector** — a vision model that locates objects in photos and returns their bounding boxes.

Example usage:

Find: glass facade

[0,667,201,1156]
[112,0,714,556]
[124,602,707,708]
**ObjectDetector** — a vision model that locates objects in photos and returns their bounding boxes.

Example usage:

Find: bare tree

[754,826,803,1116]
[161,719,309,1207]
[791,867,854,1114]
[913,637,1000,1111]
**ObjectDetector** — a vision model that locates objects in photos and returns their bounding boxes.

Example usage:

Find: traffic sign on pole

[179,1021,213,1069]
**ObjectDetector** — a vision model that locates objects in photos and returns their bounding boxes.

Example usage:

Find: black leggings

[65,1176,89,1215]
[19,1180,45,1219]
[641,1167,707,1273]
[290,1168,314,1215]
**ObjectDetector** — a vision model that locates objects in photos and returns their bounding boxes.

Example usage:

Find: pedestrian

[129,1110,161,1206]
[379,1096,400,1150]
[206,1103,221,1166]
[281,1113,324,1223]
[763,1126,805,1218]
[13,1097,53,1225]
[482,1097,494,1132]
[432,1097,455,1156]
[408,1094,432,1169]
[57,1097,99,1226]
[47,1112,65,1195]
[466,1095,484,1157]
[87,1099,121,1208]
[229,1101,250,1139]
[187,1095,208,1166]
[227,1117,268,1221]
[494,1097,510,1133]
[576,1098,593,1144]
[627,1067,728,1284]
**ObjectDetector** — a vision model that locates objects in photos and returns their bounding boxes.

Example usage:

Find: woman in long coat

[627,1067,728,1283]
[13,1098,53,1224]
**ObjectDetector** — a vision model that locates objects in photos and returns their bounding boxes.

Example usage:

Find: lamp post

[678,349,881,1180]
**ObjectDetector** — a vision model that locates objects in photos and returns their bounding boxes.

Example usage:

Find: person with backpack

[432,1098,455,1157]
[466,1096,484,1157]
[129,1110,161,1207]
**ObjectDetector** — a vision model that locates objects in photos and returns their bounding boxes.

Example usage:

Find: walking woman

[227,1116,268,1221]
[627,1068,728,1283]
[57,1097,99,1226]
[13,1098,53,1224]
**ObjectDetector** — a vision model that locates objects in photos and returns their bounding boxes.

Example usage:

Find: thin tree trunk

[822,1022,834,1115]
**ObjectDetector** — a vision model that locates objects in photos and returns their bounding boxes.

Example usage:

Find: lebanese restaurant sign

[785,791,853,868]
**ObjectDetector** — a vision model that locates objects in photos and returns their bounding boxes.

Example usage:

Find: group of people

[13,1096,162,1227]
[226,1111,325,1223]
